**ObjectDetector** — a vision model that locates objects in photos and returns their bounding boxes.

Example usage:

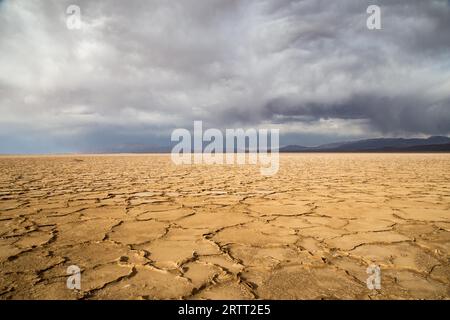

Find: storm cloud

[0,0,449,152]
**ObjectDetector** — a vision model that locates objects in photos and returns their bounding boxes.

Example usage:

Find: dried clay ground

[0,154,449,300]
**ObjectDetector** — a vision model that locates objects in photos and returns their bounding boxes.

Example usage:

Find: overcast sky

[1,0,449,153]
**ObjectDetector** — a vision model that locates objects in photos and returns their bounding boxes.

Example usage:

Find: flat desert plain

[0,153,449,300]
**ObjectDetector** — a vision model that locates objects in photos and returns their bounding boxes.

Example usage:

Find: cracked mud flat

[0,153,449,300]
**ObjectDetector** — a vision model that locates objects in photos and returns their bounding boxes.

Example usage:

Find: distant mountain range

[280,136,450,152]
[86,136,450,153]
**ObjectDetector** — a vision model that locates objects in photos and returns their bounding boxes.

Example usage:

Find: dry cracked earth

[0,154,449,300]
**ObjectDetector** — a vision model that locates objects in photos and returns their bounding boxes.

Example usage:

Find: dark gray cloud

[262,94,450,135]
[0,0,449,153]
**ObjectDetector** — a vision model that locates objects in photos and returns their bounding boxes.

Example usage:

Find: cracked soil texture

[0,154,449,299]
